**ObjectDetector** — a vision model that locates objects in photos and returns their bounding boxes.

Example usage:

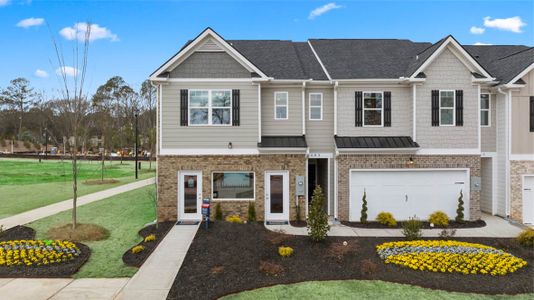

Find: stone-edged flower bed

[376,240,528,275]
[0,226,90,278]
[341,220,486,229]
[122,221,174,267]
[167,222,533,300]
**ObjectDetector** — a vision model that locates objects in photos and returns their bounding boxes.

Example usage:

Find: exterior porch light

[228,142,233,149]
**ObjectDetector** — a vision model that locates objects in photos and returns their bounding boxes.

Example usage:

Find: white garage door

[350,169,469,221]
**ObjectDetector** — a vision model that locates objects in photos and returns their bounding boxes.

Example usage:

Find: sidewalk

[265,214,525,238]
[0,178,155,230]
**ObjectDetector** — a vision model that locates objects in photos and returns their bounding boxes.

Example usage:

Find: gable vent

[197,38,223,52]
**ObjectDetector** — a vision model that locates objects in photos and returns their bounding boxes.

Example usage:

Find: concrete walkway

[115,223,200,300]
[265,214,525,238]
[0,178,155,230]
[0,223,200,300]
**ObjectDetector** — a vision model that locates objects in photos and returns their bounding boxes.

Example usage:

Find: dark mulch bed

[167,222,533,300]
[289,221,307,227]
[341,219,486,229]
[122,221,174,267]
[0,225,90,278]
[0,225,35,241]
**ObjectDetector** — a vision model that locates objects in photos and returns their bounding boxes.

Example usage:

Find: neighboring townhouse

[150,28,534,225]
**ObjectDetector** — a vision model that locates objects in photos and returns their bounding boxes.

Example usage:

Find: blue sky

[0,0,532,96]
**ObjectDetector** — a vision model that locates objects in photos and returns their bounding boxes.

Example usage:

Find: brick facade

[510,160,534,222]
[336,154,481,221]
[157,154,306,222]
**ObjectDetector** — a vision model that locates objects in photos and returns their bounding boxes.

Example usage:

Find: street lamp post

[135,111,139,180]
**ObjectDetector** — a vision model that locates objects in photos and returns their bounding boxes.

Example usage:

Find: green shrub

[144,234,156,243]
[429,211,449,227]
[376,212,397,227]
[402,217,422,240]
[225,215,243,224]
[214,203,222,221]
[278,246,294,257]
[306,185,330,242]
[517,228,534,247]
[455,190,464,223]
[247,201,256,223]
[360,189,368,223]
[131,245,145,254]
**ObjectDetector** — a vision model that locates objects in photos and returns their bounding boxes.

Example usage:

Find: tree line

[0,76,156,157]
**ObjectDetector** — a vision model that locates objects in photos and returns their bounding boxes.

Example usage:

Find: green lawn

[0,158,155,218]
[28,185,156,278]
[223,280,533,300]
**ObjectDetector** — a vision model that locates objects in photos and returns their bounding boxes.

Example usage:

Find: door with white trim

[178,171,202,221]
[264,171,289,221]
[523,175,534,224]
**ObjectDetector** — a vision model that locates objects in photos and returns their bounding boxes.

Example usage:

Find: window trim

[439,90,456,127]
[211,171,256,201]
[309,92,323,121]
[480,93,491,127]
[363,91,384,127]
[274,91,289,120]
[188,89,232,126]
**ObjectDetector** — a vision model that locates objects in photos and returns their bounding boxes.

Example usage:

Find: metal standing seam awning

[334,136,420,150]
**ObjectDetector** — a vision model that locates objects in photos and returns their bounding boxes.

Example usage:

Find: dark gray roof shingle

[258,136,307,148]
[335,136,420,149]
[465,46,533,83]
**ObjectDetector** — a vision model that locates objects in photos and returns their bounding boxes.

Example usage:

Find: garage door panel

[350,169,469,221]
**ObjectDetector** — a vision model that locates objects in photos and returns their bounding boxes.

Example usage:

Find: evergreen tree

[307,185,330,242]
[360,189,368,223]
[455,190,464,223]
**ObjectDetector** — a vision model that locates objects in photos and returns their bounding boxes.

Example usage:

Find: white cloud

[474,42,493,46]
[56,66,78,77]
[309,2,342,20]
[16,17,45,28]
[470,26,485,34]
[59,22,118,42]
[483,16,526,33]
[0,0,10,7]
[34,69,49,78]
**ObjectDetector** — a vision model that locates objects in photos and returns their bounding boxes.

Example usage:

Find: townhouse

[150,28,534,225]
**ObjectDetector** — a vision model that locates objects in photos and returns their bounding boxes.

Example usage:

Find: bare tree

[140,80,156,170]
[50,23,92,230]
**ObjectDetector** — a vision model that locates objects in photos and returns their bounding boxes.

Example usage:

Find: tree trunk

[72,141,78,230]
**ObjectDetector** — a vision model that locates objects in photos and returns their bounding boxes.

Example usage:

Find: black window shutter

[455,90,463,126]
[384,91,391,127]
[232,89,240,126]
[530,96,534,132]
[355,91,363,127]
[431,90,439,126]
[180,89,188,126]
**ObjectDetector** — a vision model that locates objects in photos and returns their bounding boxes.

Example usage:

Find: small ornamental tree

[360,189,368,223]
[247,201,256,223]
[455,190,464,223]
[307,185,330,242]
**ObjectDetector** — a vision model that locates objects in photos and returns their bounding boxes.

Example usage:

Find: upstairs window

[439,90,455,126]
[363,92,383,126]
[189,90,231,126]
[274,92,288,120]
[480,94,490,127]
[309,93,323,120]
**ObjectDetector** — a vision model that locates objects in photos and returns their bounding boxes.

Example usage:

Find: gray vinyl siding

[480,157,493,213]
[495,93,507,216]
[481,93,496,152]
[169,52,251,78]
[337,86,412,136]
[305,88,335,152]
[511,69,534,155]
[161,82,258,149]
[261,87,303,135]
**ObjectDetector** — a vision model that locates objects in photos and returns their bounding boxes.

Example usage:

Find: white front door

[523,175,534,224]
[178,171,202,221]
[264,171,289,221]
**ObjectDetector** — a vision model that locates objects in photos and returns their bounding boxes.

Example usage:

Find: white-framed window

[189,89,232,126]
[480,93,490,127]
[363,91,383,127]
[309,93,323,120]
[439,90,455,126]
[212,172,255,200]
[274,91,288,120]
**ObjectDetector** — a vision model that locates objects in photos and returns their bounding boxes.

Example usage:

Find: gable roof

[465,46,533,84]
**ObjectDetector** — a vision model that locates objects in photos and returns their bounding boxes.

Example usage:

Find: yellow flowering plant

[0,240,81,267]
[376,240,527,276]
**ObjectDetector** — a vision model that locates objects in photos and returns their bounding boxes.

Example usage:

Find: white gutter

[497,87,511,217]
[302,81,306,135]
[334,81,338,135]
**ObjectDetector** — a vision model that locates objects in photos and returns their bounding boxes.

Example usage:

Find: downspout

[302,81,306,135]
[257,83,262,143]
[497,87,510,217]
[334,81,338,135]
[412,84,417,141]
